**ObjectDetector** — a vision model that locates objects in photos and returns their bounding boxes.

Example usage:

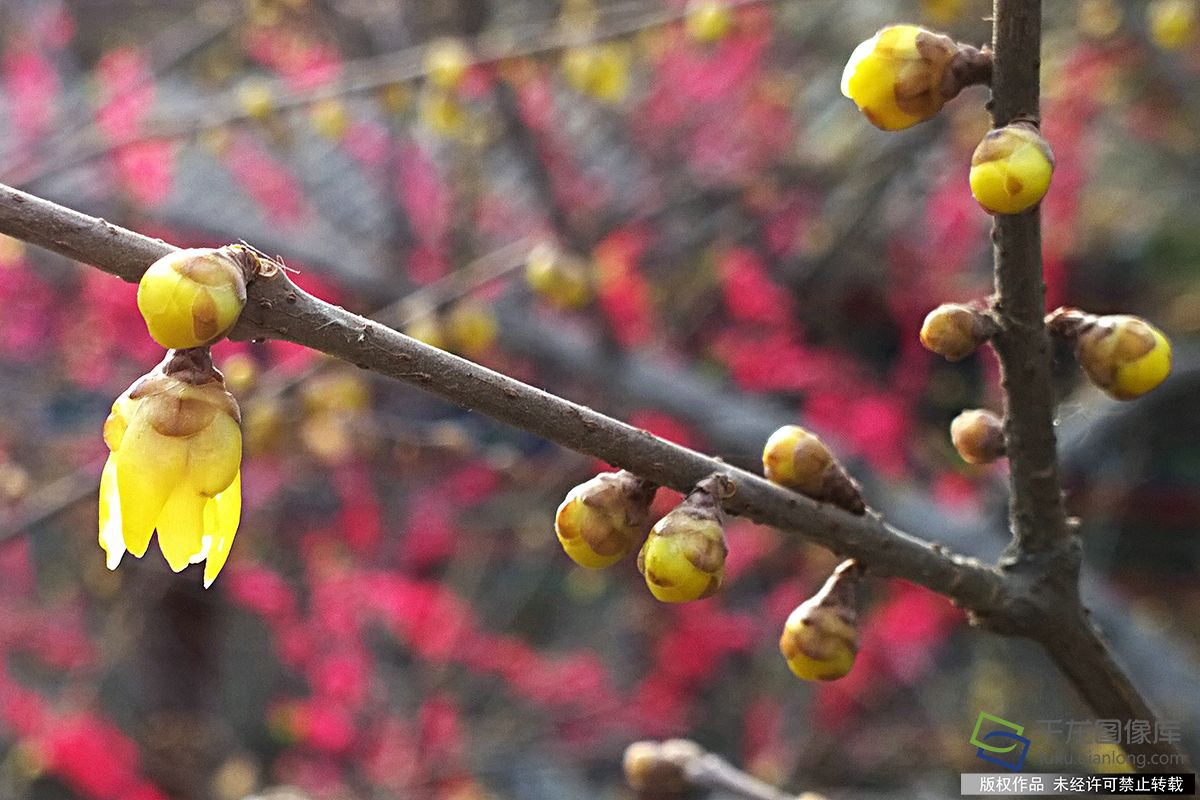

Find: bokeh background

[1,0,1199,797]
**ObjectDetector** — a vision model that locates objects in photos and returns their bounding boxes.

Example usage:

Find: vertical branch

[988,0,1070,561]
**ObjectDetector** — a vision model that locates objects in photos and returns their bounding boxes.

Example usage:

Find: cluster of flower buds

[554,470,657,568]
[102,246,256,586]
[637,475,729,603]
[920,302,996,362]
[136,246,251,349]
[840,24,991,130]
[762,425,865,514]
[779,560,862,681]
[685,0,734,43]
[950,409,1007,464]
[969,123,1055,215]
[525,243,594,309]
[1047,308,1173,400]
[100,349,242,587]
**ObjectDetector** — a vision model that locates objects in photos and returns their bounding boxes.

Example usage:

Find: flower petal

[98,455,126,570]
[116,418,186,558]
[203,471,241,588]
[156,485,207,572]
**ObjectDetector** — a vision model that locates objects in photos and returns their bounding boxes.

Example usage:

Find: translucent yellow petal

[203,472,241,588]
[155,485,207,572]
[116,419,187,557]
[98,455,126,570]
[185,413,243,496]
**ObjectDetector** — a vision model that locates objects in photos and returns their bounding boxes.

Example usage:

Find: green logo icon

[970,711,1031,770]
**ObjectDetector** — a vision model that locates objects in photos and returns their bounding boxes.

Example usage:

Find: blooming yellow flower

[99,352,242,587]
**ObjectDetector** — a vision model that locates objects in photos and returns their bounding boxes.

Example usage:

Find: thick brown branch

[989,0,1069,560]
[0,181,1006,617]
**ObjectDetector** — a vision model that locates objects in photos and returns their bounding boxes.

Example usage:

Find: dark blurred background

[0,0,1198,797]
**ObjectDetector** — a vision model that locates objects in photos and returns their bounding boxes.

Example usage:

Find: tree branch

[988,0,1070,561]
[0,180,1006,613]
[984,0,1190,771]
[0,176,1190,769]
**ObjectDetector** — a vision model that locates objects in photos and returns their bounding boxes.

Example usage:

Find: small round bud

[555,471,656,568]
[920,303,994,361]
[1049,310,1173,400]
[950,409,1006,464]
[1149,0,1197,50]
[419,88,468,137]
[425,38,471,91]
[623,739,702,795]
[446,301,498,358]
[137,247,249,349]
[780,560,861,681]
[969,124,1055,215]
[637,477,729,603]
[525,243,594,309]
[237,81,275,121]
[309,98,349,141]
[762,426,864,514]
[685,0,734,43]
[563,42,631,103]
[841,25,990,131]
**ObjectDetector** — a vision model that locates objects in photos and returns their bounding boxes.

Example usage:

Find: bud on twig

[761,426,865,515]
[969,122,1055,215]
[779,560,862,681]
[1047,308,1173,400]
[841,25,991,130]
[137,246,252,349]
[637,475,730,603]
[950,409,1006,464]
[920,303,996,361]
[623,739,702,796]
[555,470,657,568]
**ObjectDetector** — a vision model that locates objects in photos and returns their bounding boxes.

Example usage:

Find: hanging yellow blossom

[99,350,243,587]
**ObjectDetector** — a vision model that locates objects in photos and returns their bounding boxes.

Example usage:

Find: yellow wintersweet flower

[137,247,249,350]
[969,124,1055,215]
[780,560,861,681]
[99,351,242,587]
[563,42,631,103]
[637,478,728,603]
[841,25,961,131]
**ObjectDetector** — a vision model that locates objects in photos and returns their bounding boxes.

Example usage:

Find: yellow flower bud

[762,426,865,514]
[99,349,243,587]
[563,43,631,103]
[136,247,249,349]
[446,301,497,358]
[419,88,468,137]
[637,477,729,603]
[950,409,1006,464]
[237,81,275,121]
[685,0,734,43]
[780,560,861,681]
[309,98,349,141]
[623,739,702,794]
[920,303,995,361]
[425,38,472,91]
[969,124,1055,215]
[1149,0,1197,50]
[555,471,656,568]
[841,25,989,131]
[525,243,594,309]
[922,0,966,25]
[1049,309,1172,400]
